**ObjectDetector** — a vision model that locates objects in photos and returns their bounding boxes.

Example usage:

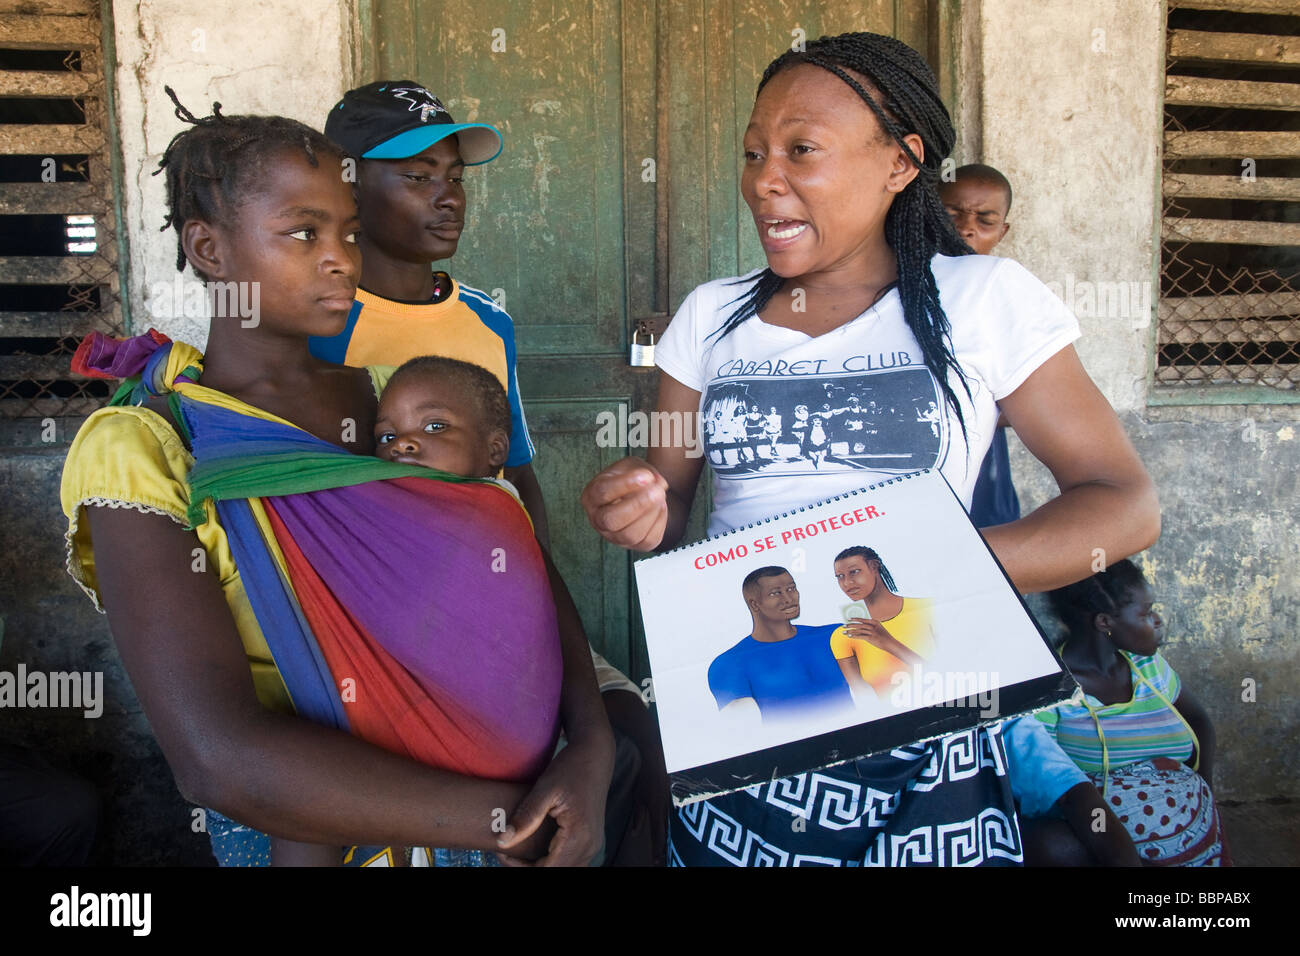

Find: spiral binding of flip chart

[640,468,931,562]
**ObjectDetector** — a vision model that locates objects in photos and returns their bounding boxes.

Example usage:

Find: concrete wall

[113,0,359,348]
[978,0,1161,408]
[975,0,1299,801]
[0,449,206,864]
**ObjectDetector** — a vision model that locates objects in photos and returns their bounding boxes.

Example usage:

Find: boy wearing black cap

[313,82,668,864]
[310,83,540,519]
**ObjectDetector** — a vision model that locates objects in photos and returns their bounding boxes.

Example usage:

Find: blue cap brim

[362,123,503,165]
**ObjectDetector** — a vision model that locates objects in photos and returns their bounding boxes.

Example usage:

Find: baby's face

[374,374,507,477]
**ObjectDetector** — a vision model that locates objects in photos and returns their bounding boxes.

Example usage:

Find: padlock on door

[629,321,656,367]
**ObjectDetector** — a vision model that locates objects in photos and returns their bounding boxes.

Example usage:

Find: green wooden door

[363,1,948,682]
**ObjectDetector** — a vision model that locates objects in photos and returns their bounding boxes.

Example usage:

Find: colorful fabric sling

[74,331,562,783]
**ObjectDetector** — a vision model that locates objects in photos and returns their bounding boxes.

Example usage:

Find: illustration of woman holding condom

[830,545,937,699]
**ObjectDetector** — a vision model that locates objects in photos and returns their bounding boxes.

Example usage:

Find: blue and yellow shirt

[309,281,535,467]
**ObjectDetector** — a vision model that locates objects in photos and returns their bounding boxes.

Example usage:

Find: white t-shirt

[656,254,1080,536]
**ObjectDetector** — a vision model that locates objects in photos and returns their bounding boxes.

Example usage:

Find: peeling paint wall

[111,0,359,347]
[976,0,1298,800]
[978,0,1162,411]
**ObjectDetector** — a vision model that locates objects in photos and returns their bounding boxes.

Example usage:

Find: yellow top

[830,596,937,692]
[59,347,389,714]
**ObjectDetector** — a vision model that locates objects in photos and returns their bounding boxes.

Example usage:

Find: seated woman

[1040,559,1228,866]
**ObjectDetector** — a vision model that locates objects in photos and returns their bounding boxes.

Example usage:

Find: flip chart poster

[634,470,1074,804]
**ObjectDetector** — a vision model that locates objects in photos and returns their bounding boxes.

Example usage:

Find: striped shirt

[1036,651,1195,774]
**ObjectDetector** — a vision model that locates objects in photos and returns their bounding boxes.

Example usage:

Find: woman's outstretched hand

[581,457,670,552]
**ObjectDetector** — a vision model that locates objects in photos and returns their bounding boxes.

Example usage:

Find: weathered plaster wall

[977,0,1298,801]
[112,0,358,347]
[979,0,1160,410]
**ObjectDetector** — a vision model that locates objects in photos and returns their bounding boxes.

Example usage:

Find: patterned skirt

[669,725,1023,867]
[1091,758,1227,866]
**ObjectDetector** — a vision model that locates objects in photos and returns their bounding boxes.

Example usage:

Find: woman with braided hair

[830,545,934,699]
[582,31,1159,866]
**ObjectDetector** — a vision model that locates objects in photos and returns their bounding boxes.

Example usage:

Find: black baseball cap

[324,81,503,165]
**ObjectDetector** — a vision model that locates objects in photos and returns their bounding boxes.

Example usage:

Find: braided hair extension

[1047,559,1149,643]
[833,545,897,594]
[153,86,346,281]
[714,32,975,436]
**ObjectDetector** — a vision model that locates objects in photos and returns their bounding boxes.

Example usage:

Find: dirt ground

[1219,800,1300,866]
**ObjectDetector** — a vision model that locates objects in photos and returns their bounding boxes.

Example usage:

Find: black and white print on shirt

[700,364,948,479]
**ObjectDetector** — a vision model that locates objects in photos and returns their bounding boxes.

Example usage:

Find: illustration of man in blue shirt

[707,566,854,723]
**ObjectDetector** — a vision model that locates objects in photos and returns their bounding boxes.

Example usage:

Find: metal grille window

[0,0,123,440]
[1159,0,1300,396]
